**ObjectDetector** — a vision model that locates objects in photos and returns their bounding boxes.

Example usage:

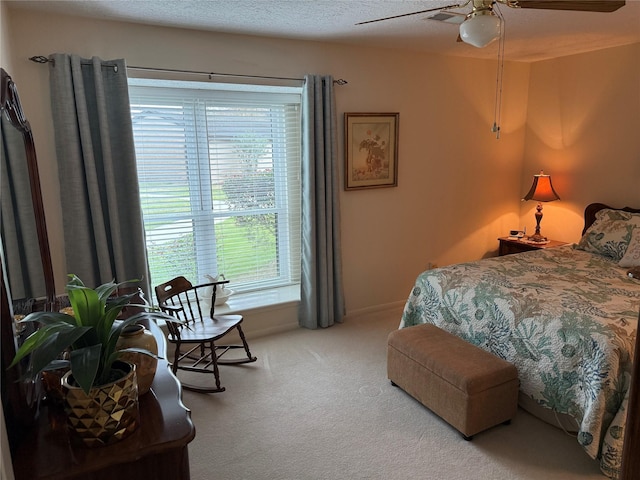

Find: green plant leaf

[9,321,78,367]
[66,274,85,287]
[42,359,70,371]
[70,345,102,394]
[9,326,55,367]
[117,347,157,358]
[68,286,103,327]
[99,303,126,340]
[25,326,91,377]
[130,311,186,325]
[16,311,77,327]
[27,333,65,379]
[94,279,119,302]
[104,318,140,365]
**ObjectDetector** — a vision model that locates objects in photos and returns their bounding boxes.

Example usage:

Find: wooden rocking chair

[154,276,257,393]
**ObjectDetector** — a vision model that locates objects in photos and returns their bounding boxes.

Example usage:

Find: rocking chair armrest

[193,280,230,290]
[160,304,183,315]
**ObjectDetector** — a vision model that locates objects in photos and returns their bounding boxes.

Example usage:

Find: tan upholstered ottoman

[387,324,518,440]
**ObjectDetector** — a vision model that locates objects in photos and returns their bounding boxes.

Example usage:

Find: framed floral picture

[344,112,399,190]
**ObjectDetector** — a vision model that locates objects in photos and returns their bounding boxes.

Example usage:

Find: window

[128,79,302,294]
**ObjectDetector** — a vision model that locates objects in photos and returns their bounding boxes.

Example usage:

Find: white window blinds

[128,79,302,293]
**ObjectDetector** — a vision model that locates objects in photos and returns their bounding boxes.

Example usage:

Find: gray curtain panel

[299,74,345,329]
[48,54,150,294]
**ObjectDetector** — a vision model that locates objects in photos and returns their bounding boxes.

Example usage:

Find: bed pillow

[576,209,640,261]
[619,227,640,267]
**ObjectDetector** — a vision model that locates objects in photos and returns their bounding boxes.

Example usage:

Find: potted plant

[9,274,175,446]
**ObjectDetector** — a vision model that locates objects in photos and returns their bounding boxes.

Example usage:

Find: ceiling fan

[357,0,626,48]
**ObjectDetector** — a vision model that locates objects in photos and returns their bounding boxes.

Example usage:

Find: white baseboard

[344,300,405,320]
[158,299,406,341]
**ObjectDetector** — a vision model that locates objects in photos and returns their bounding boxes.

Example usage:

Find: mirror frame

[1,67,56,450]
[1,67,56,306]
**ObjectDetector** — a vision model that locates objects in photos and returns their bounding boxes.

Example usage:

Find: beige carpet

[179,307,605,480]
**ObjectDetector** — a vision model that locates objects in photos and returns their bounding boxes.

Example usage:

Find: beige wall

[520,43,640,242]
[3,7,638,336]
[3,8,529,328]
[1,2,14,74]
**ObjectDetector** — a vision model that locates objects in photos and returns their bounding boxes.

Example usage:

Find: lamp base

[528,203,547,243]
[526,233,548,243]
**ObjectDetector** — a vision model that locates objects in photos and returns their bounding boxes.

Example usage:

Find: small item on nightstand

[522,237,550,245]
[508,228,526,239]
[628,267,640,279]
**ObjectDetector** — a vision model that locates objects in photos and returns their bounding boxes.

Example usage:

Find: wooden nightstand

[498,237,568,256]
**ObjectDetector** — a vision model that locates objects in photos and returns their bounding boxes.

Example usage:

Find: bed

[399,203,640,479]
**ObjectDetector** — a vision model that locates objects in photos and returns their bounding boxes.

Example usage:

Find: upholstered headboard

[582,203,640,236]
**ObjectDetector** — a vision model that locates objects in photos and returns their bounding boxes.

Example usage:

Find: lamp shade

[459,12,501,48]
[523,172,560,203]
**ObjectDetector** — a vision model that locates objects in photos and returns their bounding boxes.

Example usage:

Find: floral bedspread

[400,245,639,478]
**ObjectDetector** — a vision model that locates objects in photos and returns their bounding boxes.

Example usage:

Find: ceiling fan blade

[513,1,625,12]
[356,3,464,25]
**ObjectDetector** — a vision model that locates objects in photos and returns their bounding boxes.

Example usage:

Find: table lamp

[522,170,560,243]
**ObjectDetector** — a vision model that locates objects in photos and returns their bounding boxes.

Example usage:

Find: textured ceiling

[7,0,640,61]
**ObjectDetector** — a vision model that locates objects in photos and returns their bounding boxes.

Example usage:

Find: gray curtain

[299,74,345,329]
[48,54,149,294]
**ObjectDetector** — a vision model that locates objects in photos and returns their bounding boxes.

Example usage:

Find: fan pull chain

[493,5,506,139]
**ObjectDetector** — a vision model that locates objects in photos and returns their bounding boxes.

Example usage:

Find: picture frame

[344,112,399,190]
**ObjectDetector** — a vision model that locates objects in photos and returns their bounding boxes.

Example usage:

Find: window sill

[153,285,300,334]
[213,284,300,315]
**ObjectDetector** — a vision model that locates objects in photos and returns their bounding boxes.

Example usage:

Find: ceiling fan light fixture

[459,10,501,48]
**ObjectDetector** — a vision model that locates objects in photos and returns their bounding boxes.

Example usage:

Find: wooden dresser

[10,319,195,480]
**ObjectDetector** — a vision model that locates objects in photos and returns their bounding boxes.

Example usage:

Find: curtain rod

[29,56,348,85]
